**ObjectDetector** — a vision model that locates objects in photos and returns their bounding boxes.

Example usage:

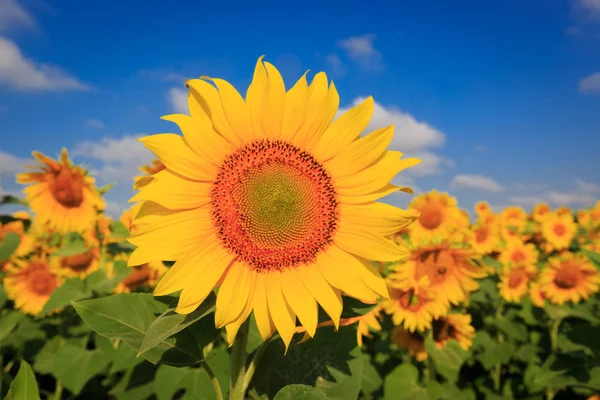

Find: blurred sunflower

[57,247,100,278]
[384,277,448,332]
[391,242,486,306]
[128,57,420,348]
[432,314,475,351]
[556,206,572,217]
[114,260,167,293]
[0,217,35,259]
[17,148,105,234]
[392,327,427,361]
[499,241,539,268]
[500,206,527,233]
[532,203,552,223]
[538,253,600,305]
[408,190,460,243]
[3,254,62,315]
[528,281,547,308]
[469,223,500,255]
[498,264,537,303]
[474,201,491,218]
[541,213,576,251]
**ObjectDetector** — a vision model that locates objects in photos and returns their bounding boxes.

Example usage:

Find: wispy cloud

[0,36,90,92]
[579,72,600,94]
[0,0,36,33]
[325,53,345,76]
[84,118,105,130]
[451,174,504,192]
[509,179,599,208]
[167,87,187,114]
[338,34,384,71]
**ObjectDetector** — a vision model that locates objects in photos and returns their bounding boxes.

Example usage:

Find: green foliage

[0,233,20,263]
[4,360,40,400]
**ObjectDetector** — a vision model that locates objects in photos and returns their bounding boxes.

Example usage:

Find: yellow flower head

[432,314,476,351]
[114,260,168,294]
[538,253,600,305]
[528,281,547,308]
[391,327,428,361]
[3,254,63,315]
[498,264,537,303]
[408,190,461,243]
[56,247,100,279]
[17,148,105,234]
[469,223,500,255]
[541,213,577,251]
[474,201,491,217]
[500,206,527,232]
[128,57,421,349]
[499,241,539,268]
[532,203,552,223]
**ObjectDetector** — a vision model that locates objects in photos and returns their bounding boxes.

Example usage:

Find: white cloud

[84,118,105,130]
[451,174,503,192]
[0,36,90,92]
[73,135,154,184]
[104,201,124,218]
[508,195,548,208]
[167,87,188,114]
[338,34,384,71]
[325,53,345,76]
[579,72,600,94]
[509,179,599,208]
[0,151,30,180]
[578,0,600,17]
[0,0,36,32]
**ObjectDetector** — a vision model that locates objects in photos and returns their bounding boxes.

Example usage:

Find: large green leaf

[532,353,600,392]
[424,337,469,383]
[154,346,230,400]
[0,232,20,263]
[583,249,600,270]
[0,310,24,342]
[252,324,363,400]
[360,354,383,396]
[138,292,217,357]
[85,261,131,293]
[0,283,7,309]
[493,317,528,342]
[471,331,513,370]
[72,293,208,366]
[40,277,89,315]
[273,385,329,400]
[4,360,40,400]
[383,364,443,400]
[110,220,130,240]
[109,360,158,400]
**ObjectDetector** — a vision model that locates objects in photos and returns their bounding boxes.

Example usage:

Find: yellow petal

[312,96,374,161]
[130,206,212,238]
[225,272,257,346]
[292,73,339,149]
[154,237,228,296]
[334,230,409,262]
[325,125,393,179]
[253,272,276,341]
[130,170,212,210]
[296,265,342,329]
[160,113,233,167]
[266,272,297,351]
[246,56,268,139]
[260,62,286,139]
[281,269,318,338]
[215,261,254,328]
[138,134,214,181]
[281,72,309,142]
[187,78,244,146]
[339,184,401,205]
[338,202,419,236]
[175,246,235,314]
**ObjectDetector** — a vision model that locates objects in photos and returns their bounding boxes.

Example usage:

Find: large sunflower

[17,148,105,234]
[498,264,537,303]
[407,190,460,243]
[541,213,576,251]
[538,253,600,305]
[128,57,420,348]
[3,254,62,315]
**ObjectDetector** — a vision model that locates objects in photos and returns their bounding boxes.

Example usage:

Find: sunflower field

[1,59,600,400]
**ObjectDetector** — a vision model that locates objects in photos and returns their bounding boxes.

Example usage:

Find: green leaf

[72,293,208,366]
[46,344,112,395]
[0,195,27,207]
[383,363,441,400]
[583,249,600,270]
[138,292,217,357]
[109,361,158,400]
[252,324,363,400]
[532,353,600,391]
[4,360,40,400]
[40,277,89,316]
[315,297,377,325]
[154,346,230,400]
[424,337,469,383]
[85,261,130,294]
[472,332,513,370]
[0,283,7,309]
[439,383,476,400]
[482,256,503,271]
[52,233,88,257]
[0,232,20,263]
[273,385,329,400]
[0,310,24,342]
[493,317,528,342]
[110,220,130,239]
[360,354,383,396]
[98,182,116,196]
[94,335,145,374]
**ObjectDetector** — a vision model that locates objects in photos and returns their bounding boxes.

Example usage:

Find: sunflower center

[211,140,339,271]
[432,319,455,343]
[26,264,57,296]
[511,251,526,263]
[61,250,95,272]
[508,269,526,288]
[49,167,85,208]
[395,288,424,312]
[554,267,578,289]
[475,228,488,243]
[553,223,566,236]
[417,250,455,286]
[419,203,444,230]
[122,264,156,289]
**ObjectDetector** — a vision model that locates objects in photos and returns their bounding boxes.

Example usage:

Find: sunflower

[538,253,600,305]
[432,314,475,351]
[3,254,62,315]
[128,57,420,348]
[499,241,539,268]
[407,190,460,243]
[474,201,491,218]
[384,277,448,332]
[391,327,428,361]
[0,219,35,259]
[556,206,571,217]
[114,260,167,293]
[134,159,166,190]
[390,242,486,306]
[533,203,552,223]
[469,223,500,255]
[528,281,547,308]
[541,213,576,251]
[500,206,527,234]
[17,148,105,234]
[498,264,537,303]
[57,247,101,278]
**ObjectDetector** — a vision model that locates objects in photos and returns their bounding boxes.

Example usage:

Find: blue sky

[1,0,599,217]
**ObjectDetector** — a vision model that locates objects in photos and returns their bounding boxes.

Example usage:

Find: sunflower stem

[202,362,223,400]
[53,380,63,400]
[243,336,272,391]
[492,300,505,393]
[230,319,250,400]
[545,317,563,400]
